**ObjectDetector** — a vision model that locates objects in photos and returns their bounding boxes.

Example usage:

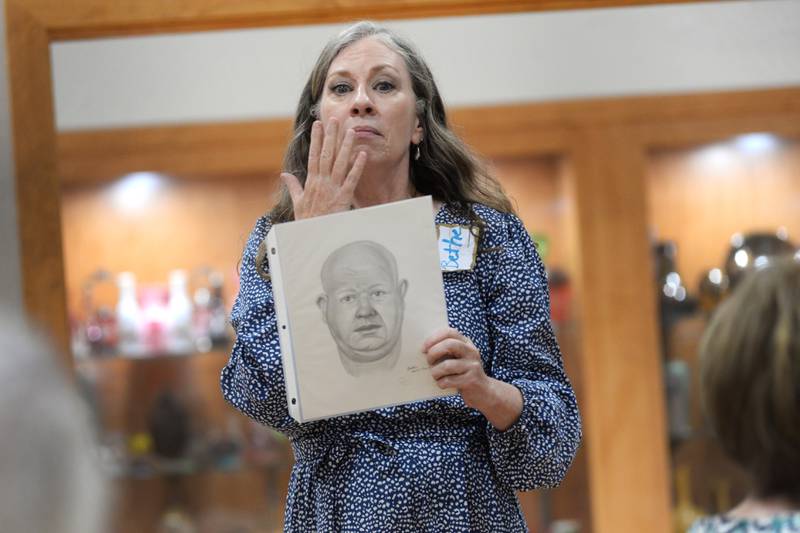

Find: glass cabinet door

[62,172,292,533]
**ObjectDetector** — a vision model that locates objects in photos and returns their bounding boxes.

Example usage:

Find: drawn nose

[355,294,377,318]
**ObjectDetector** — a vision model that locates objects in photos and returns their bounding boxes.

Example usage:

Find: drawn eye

[339,294,355,303]
[371,290,387,298]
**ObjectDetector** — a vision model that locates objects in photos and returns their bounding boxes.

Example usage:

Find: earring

[415,144,421,161]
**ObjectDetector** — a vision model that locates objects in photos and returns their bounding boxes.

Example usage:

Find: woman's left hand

[422,327,524,431]
[422,327,490,409]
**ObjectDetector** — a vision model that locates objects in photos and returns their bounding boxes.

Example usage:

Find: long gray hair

[268,21,514,225]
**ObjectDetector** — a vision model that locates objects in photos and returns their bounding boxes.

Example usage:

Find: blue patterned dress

[221,202,582,532]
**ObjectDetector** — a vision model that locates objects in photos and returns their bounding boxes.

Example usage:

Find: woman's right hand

[280,118,368,220]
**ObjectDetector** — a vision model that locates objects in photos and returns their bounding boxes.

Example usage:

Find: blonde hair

[699,256,800,499]
[269,20,513,224]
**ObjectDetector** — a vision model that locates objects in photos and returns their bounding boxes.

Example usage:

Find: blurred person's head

[0,309,108,533]
[700,256,800,502]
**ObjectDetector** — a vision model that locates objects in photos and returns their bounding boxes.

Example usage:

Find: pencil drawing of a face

[317,241,408,376]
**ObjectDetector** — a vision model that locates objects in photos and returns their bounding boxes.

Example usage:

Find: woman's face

[319,37,423,169]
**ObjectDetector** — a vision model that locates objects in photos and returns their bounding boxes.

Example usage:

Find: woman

[221,21,581,532]
[689,256,800,532]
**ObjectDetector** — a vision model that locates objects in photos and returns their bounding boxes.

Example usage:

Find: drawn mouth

[355,324,381,333]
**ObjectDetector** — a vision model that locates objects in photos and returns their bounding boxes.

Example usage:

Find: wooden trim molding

[568,123,670,531]
[6,0,69,350]
[58,119,295,185]
[58,87,800,185]
[15,0,721,40]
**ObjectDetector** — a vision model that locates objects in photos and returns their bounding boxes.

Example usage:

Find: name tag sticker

[437,224,477,271]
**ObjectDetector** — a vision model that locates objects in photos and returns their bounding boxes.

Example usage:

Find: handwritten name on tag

[438,224,477,271]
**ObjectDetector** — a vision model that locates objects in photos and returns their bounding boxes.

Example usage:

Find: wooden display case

[58,139,589,530]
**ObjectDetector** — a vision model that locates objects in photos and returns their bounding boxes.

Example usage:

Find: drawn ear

[317,295,328,320]
[398,279,408,299]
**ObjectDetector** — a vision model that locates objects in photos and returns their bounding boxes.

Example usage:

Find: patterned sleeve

[482,212,582,491]
[220,216,299,433]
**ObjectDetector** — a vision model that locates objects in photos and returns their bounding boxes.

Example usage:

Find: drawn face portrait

[318,241,408,366]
